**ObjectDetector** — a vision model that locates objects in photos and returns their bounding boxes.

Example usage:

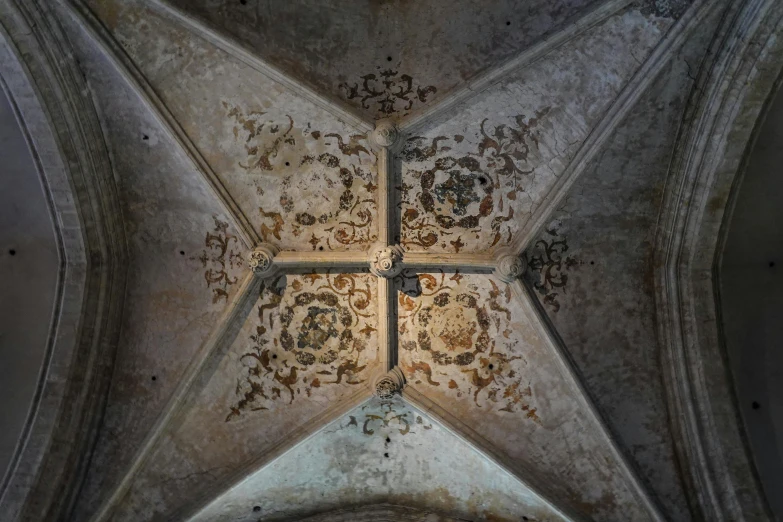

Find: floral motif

[525,228,581,313]
[339,67,437,118]
[400,111,550,252]
[223,102,377,251]
[398,271,541,421]
[197,217,243,303]
[226,273,377,421]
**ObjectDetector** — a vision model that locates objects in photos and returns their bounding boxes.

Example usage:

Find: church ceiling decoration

[21,0,721,520]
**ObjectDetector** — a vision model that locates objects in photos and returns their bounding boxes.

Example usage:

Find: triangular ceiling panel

[398,3,677,255]
[190,396,569,522]
[398,272,656,520]
[108,271,381,520]
[156,0,612,121]
[520,9,723,520]
[83,0,379,253]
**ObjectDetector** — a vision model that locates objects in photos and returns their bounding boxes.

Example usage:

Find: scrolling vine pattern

[397,271,541,421]
[339,67,437,118]
[197,217,243,304]
[400,110,550,253]
[524,226,581,313]
[226,272,377,421]
[224,102,377,251]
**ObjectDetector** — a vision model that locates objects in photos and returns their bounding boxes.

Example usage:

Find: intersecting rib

[147,0,372,134]
[402,252,495,271]
[274,250,370,270]
[507,0,721,256]
[86,272,261,522]
[402,387,581,522]
[398,0,634,135]
[64,0,262,249]
[509,278,666,522]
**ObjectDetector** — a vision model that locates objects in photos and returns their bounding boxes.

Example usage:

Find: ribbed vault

[0,0,779,521]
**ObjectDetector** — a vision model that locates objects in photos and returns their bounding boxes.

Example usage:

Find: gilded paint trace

[224,102,378,251]
[226,272,377,421]
[398,271,541,421]
[400,111,549,253]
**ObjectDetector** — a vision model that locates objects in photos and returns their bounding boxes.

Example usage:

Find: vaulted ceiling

[1,0,781,521]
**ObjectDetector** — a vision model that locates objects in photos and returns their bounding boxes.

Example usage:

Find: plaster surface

[84,0,379,252]
[160,0,606,121]
[399,6,671,254]
[60,14,249,521]
[191,397,567,522]
[109,271,380,520]
[520,12,722,520]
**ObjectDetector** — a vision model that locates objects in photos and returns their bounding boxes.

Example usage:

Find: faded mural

[398,271,541,422]
[224,102,378,251]
[226,272,378,421]
[400,111,550,253]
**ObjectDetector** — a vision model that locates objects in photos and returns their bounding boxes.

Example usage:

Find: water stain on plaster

[224,102,378,251]
[400,111,549,253]
[226,272,377,421]
[398,271,541,421]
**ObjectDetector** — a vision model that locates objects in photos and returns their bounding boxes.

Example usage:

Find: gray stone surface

[0,81,58,483]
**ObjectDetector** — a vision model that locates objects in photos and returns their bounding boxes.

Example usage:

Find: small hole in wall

[385,437,391,443]
[506,21,511,26]
[142,134,149,141]
[272,354,278,359]
[522,517,529,521]
[319,246,324,251]
[151,376,157,381]
[384,452,389,458]
[179,250,185,256]
[8,249,16,256]
[752,401,760,410]
[488,364,494,370]
[478,176,487,185]
[387,56,393,62]
[590,261,594,265]
[240,0,247,5]
[253,506,261,513]
[285,161,290,166]
[769,261,775,268]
